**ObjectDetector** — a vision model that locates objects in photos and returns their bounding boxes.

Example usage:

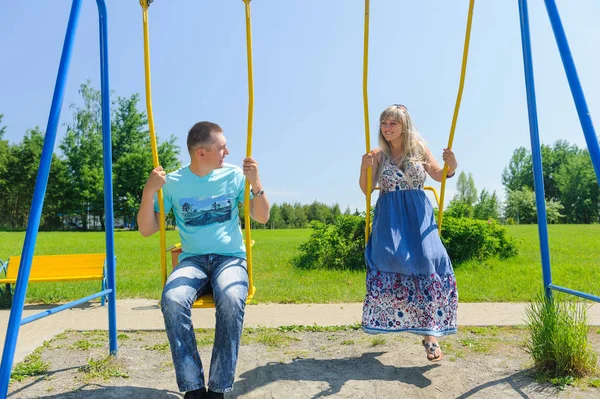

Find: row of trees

[1,82,597,230]
[0,83,180,230]
[502,141,598,224]
[446,170,569,225]
[446,140,598,224]
[0,83,349,232]
[445,172,502,221]
[246,201,344,229]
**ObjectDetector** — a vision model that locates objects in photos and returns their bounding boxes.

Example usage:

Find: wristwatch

[252,188,265,197]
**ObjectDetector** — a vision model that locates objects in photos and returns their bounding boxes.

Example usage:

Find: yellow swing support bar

[139,0,256,305]
[140,0,167,286]
[363,1,437,239]
[363,0,372,245]
[363,1,475,239]
[437,0,476,235]
[242,0,257,301]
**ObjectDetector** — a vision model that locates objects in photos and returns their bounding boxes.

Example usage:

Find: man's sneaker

[184,387,206,399]
[206,389,224,399]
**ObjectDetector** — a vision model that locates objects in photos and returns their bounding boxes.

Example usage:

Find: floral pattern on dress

[362,269,458,336]
[379,158,426,193]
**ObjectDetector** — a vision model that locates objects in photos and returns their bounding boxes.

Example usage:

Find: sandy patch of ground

[7,326,600,398]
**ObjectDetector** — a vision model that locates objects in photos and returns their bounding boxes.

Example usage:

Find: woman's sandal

[422,339,444,362]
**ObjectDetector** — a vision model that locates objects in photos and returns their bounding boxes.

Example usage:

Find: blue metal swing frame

[518,0,600,303]
[0,1,117,396]
[1,1,599,397]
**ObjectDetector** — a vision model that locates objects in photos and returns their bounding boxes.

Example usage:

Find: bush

[440,216,518,264]
[444,199,473,218]
[293,214,517,270]
[526,292,598,382]
[292,214,366,271]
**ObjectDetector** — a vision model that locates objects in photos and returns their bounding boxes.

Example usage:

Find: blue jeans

[161,254,249,393]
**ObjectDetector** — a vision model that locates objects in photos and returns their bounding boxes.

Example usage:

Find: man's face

[202,132,229,169]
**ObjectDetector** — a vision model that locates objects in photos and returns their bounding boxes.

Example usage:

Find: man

[138,121,270,398]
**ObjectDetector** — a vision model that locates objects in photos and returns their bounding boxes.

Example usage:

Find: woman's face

[380,118,402,142]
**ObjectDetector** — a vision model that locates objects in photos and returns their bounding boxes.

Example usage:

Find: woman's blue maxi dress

[363,158,458,336]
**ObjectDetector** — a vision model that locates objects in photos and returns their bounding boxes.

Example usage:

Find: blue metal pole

[96,0,118,356]
[543,0,600,185]
[0,1,83,395]
[20,290,113,325]
[517,0,553,299]
[549,284,600,303]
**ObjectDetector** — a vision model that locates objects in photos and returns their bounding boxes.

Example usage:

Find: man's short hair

[187,121,223,152]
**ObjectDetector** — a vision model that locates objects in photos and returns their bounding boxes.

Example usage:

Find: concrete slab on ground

[1,300,599,364]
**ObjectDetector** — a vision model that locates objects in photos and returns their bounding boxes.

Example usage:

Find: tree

[502,140,599,223]
[472,189,500,221]
[0,115,9,225]
[268,203,286,229]
[293,202,308,228]
[545,199,565,224]
[447,171,477,218]
[444,198,472,218]
[0,85,182,230]
[59,83,106,230]
[111,94,180,227]
[455,171,477,206]
[1,129,45,228]
[280,202,295,228]
[504,188,537,224]
[0,128,66,229]
[43,154,70,230]
[555,150,599,223]
[306,200,333,224]
[503,187,564,224]
[502,146,533,193]
[111,94,148,162]
[0,114,6,138]
[331,203,342,222]
[59,83,181,230]
[540,140,579,201]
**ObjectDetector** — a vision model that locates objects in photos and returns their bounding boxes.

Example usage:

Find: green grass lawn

[0,225,598,304]
[456,224,600,302]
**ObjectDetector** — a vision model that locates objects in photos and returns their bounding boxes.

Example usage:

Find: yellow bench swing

[361,0,475,239]
[0,254,108,305]
[140,0,257,308]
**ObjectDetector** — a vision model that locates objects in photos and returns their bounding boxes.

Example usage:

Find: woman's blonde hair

[378,104,427,168]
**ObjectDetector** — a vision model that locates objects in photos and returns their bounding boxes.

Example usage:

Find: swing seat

[168,243,256,308]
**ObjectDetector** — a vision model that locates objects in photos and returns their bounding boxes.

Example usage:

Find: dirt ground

[7,326,600,399]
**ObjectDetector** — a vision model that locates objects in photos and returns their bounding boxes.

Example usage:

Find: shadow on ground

[232,351,440,398]
[454,369,556,399]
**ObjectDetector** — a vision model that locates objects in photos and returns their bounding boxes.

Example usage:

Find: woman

[359,104,458,362]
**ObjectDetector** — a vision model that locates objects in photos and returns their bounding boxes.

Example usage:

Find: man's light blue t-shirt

[154,163,250,261]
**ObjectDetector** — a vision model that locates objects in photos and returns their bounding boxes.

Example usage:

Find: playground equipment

[139,0,257,308]
[1,2,599,398]
[359,0,600,304]
[361,0,475,243]
[0,254,108,306]
[0,1,117,397]
[518,0,600,302]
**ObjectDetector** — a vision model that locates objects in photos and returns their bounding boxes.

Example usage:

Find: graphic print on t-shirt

[179,194,233,227]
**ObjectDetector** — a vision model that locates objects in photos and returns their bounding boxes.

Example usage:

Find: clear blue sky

[0,1,597,212]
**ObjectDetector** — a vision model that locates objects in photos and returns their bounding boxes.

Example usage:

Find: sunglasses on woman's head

[393,104,407,111]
